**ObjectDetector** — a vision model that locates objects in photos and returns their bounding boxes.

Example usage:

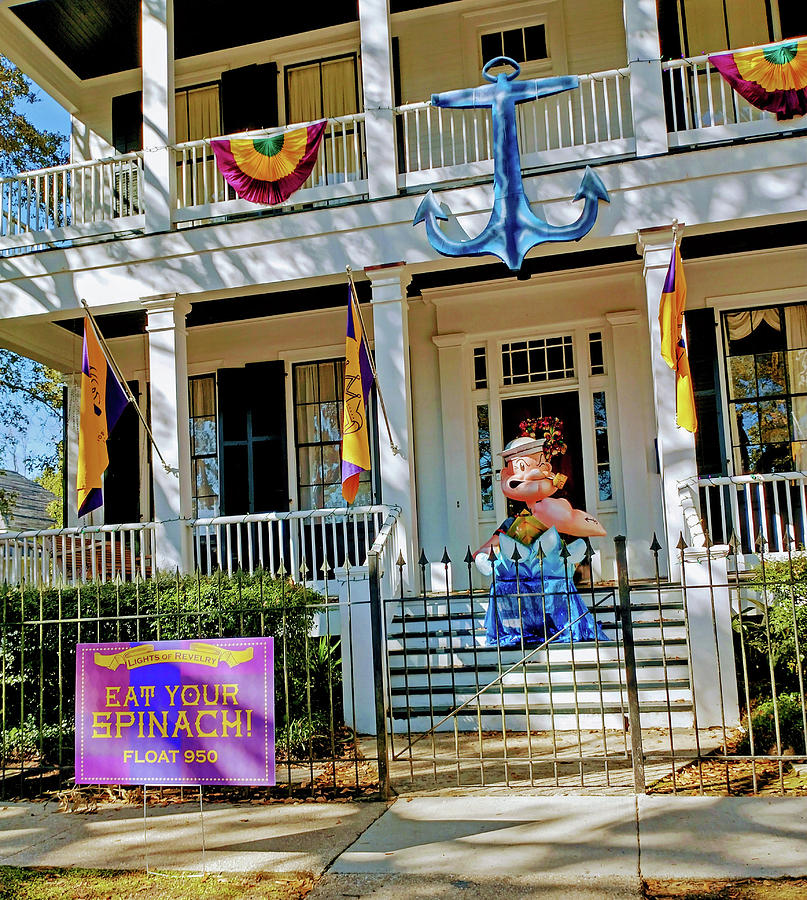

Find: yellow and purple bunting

[210,120,328,205]
[77,318,129,517]
[341,284,374,505]
[658,245,697,434]
[709,38,807,121]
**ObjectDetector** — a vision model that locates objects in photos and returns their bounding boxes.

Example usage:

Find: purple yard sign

[75,638,274,786]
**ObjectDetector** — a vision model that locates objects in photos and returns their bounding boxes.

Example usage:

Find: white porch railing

[190,504,403,592]
[396,67,633,188]
[662,55,807,148]
[0,522,156,586]
[688,472,807,557]
[173,114,368,223]
[0,152,144,253]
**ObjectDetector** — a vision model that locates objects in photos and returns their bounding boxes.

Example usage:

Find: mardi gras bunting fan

[211,120,328,205]
[709,38,807,121]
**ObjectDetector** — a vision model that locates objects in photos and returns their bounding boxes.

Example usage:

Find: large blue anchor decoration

[413,57,610,271]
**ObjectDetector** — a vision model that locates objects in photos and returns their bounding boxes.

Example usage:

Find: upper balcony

[0,0,806,262]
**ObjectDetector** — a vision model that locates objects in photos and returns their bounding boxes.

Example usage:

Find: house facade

[0,0,806,589]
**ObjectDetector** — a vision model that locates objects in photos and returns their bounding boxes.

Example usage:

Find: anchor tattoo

[413,57,610,271]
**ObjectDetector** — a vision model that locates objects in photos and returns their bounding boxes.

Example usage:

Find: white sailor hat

[500,435,546,461]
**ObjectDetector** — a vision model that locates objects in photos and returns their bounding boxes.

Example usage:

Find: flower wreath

[518,416,567,458]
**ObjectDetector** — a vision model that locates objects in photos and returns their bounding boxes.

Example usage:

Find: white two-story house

[0,0,806,589]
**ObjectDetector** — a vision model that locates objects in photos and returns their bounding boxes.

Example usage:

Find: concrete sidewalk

[0,794,805,897]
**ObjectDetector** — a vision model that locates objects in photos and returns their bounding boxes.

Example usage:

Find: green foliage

[0,56,67,176]
[736,692,807,756]
[0,571,342,768]
[35,452,63,527]
[733,555,807,699]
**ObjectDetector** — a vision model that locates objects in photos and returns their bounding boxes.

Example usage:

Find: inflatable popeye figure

[474,418,607,646]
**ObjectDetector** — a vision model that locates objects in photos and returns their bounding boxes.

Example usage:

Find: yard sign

[75,638,274,786]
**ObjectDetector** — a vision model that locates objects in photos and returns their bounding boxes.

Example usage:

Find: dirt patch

[644,877,807,898]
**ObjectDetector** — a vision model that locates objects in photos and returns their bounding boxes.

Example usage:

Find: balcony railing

[0,522,156,586]
[0,152,144,253]
[662,55,807,147]
[2,44,807,256]
[684,472,807,559]
[173,114,368,223]
[396,67,633,188]
[0,506,403,594]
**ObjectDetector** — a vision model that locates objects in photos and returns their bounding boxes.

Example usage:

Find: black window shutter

[685,307,726,477]
[217,362,289,515]
[221,63,279,134]
[112,92,143,153]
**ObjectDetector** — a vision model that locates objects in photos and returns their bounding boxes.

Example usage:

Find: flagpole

[79,299,174,474]
[345,266,400,457]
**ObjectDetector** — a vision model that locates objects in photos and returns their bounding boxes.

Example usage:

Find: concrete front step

[391,706,693,733]
[387,638,688,664]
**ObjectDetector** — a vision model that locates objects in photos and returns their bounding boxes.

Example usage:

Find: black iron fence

[0,567,386,801]
[0,531,805,800]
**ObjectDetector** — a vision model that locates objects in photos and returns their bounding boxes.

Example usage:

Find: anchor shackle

[482,56,521,82]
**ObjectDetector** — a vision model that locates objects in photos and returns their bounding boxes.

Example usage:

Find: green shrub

[736,692,807,756]
[733,555,807,699]
[0,571,342,767]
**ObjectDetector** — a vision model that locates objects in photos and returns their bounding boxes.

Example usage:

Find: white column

[358,0,399,199]
[683,545,740,728]
[143,294,192,572]
[367,264,418,579]
[606,310,666,576]
[433,333,472,566]
[141,0,175,233]
[637,226,699,577]
[623,0,668,157]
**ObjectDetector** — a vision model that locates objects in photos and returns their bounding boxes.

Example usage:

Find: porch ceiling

[11,0,459,80]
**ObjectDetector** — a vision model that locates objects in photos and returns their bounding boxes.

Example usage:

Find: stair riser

[389,666,691,689]
[392,710,694,733]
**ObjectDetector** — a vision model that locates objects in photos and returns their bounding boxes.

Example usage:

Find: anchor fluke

[413,190,447,225]
[574,166,610,204]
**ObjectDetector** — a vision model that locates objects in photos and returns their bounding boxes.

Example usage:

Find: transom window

[293,360,373,509]
[501,335,575,386]
[723,304,807,474]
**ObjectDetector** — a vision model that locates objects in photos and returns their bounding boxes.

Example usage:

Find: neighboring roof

[0,470,56,533]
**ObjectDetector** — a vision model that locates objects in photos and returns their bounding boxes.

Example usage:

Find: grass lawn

[0,867,314,899]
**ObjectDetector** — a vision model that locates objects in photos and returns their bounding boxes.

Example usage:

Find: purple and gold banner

[75,638,274,786]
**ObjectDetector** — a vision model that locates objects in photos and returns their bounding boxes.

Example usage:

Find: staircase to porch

[385,584,694,733]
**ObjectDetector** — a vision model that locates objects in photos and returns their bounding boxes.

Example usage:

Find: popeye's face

[501,452,555,503]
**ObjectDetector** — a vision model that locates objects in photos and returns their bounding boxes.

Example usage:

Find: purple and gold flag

[77,318,129,517]
[658,245,697,434]
[341,285,374,504]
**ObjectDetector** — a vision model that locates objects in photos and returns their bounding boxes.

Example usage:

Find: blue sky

[1,79,70,477]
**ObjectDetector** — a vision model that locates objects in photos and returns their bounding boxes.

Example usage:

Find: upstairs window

[481,25,547,65]
[501,335,575,386]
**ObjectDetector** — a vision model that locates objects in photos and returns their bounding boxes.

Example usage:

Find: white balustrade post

[637,226,699,578]
[367,263,418,581]
[683,544,740,728]
[623,0,668,156]
[358,0,399,199]
[143,294,193,572]
[141,0,176,233]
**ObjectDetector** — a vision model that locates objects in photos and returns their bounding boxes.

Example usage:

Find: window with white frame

[481,24,548,66]
[501,335,575,386]
[722,302,807,474]
[189,375,219,517]
[293,359,374,509]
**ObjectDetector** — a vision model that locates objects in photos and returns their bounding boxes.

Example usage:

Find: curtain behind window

[176,85,221,143]
[287,65,323,124]
[786,304,807,468]
[681,0,769,54]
